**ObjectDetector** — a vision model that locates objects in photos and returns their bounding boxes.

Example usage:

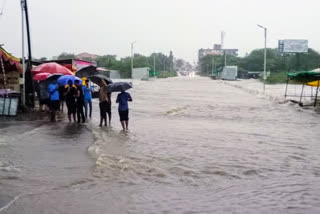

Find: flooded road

[1,77,320,213]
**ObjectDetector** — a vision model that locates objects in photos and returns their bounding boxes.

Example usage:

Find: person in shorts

[116,90,132,130]
[48,80,60,122]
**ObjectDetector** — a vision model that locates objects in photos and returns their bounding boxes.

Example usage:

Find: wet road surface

[1,77,320,213]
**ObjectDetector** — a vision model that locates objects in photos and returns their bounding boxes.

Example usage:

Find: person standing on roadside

[83,80,93,118]
[64,80,77,122]
[38,81,50,112]
[116,90,132,131]
[75,80,85,123]
[48,79,60,122]
[98,79,109,127]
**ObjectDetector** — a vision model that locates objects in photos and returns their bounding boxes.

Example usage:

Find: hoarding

[278,40,308,53]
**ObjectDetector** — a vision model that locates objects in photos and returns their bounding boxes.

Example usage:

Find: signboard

[278,39,308,53]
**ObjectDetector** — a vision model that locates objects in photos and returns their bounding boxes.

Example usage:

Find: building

[75,52,100,61]
[41,58,97,73]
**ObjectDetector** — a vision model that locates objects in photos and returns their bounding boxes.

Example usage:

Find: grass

[265,71,288,84]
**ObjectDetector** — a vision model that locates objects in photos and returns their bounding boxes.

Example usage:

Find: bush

[265,71,288,84]
[157,71,177,78]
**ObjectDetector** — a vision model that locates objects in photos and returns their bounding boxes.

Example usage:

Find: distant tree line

[51,52,192,78]
[199,48,320,76]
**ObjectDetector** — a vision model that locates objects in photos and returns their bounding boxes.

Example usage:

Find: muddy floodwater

[1,77,320,214]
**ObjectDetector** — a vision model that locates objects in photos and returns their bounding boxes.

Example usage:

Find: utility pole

[21,0,25,105]
[21,0,34,107]
[131,41,136,79]
[257,24,267,93]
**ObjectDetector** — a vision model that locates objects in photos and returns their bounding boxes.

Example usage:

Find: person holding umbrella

[116,89,133,131]
[75,80,85,123]
[64,80,77,122]
[48,79,60,122]
[106,82,133,130]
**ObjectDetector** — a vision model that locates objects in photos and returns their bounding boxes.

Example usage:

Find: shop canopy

[288,71,320,83]
[0,46,22,73]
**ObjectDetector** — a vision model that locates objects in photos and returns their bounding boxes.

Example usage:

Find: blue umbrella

[57,75,82,86]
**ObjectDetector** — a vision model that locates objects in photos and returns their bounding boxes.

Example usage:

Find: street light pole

[153,54,156,72]
[131,41,136,79]
[212,56,214,76]
[257,24,267,92]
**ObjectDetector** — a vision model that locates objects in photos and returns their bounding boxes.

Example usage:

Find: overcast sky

[1,0,319,63]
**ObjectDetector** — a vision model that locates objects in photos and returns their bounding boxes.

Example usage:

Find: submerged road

[0,77,319,213]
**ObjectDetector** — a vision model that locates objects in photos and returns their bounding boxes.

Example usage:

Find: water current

[0,77,320,213]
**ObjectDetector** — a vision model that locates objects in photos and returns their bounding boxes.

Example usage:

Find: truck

[220,66,238,80]
[132,67,150,80]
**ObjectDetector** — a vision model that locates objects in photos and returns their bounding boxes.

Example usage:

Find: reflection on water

[1,77,320,213]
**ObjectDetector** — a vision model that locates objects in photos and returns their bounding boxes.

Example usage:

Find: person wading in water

[98,79,109,127]
[116,90,132,130]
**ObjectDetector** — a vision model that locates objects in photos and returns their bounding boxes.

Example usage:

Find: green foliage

[39,57,47,61]
[96,52,176,78]
[199,54,227,74]
[57,52,75,60]
[157,71,177,78]
[198,48,320,83]
[265,71,288,84]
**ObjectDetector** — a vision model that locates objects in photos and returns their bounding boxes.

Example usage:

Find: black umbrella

[44,73,63,84]
[88,74,113,85]
[107,82,132,93]
[76,65,98,78]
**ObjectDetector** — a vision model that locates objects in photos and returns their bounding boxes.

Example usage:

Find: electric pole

[21,0,34,107]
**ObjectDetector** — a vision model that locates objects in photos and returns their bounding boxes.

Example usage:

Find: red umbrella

[33,72,51,81]
[32,62,74,76]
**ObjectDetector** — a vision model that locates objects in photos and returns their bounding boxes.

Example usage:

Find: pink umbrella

[32,62,74,76]
[33,72,51,81]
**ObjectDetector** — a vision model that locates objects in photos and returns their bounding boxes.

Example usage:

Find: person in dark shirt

[64,80,77,122]
[75,80,85,123]
[37,81,50,112]
[116,90,132,130]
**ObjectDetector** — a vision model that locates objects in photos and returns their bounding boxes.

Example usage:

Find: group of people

[38,78,132,130]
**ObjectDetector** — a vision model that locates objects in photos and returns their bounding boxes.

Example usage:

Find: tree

[57,52,75,60]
